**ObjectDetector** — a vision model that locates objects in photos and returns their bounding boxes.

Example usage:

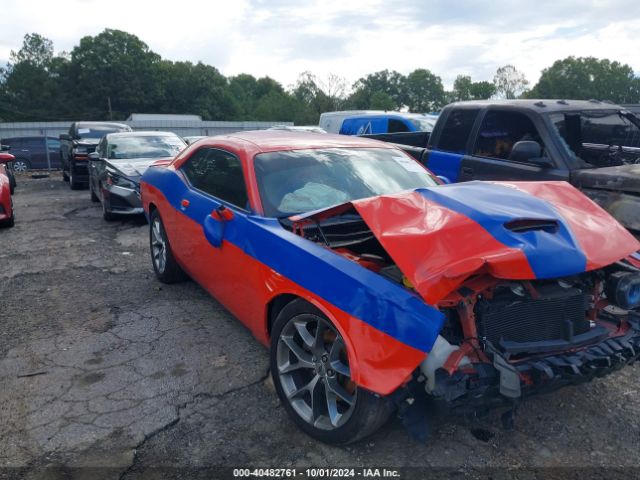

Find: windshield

[254,147,439,217]
[548,110,640,167]
[107,135,186,160]
[409,117,438,132]
[77,126,130,139]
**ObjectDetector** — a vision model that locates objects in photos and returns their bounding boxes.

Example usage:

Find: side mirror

[0,152,15,164]
[203,206,234,248]
[509,141,551,167]
[59,133,71,141]
[88,152,100,160]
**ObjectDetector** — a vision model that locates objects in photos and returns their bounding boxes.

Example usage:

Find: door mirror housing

[0,152,15,164]
[203,206,234,248]
[510,141,552,167]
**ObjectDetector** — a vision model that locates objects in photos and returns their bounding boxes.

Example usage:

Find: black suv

[0,136,62,172]
[60,122,132,189]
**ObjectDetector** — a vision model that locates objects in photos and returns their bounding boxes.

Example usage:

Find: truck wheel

[271,299,394,444]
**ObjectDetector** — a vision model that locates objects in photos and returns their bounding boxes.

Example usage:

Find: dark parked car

[88,131,186,220]
[0,136,61,171]
[60,122,132,190]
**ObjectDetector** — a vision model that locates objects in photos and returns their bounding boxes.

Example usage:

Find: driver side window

[181,147,249,210]
[473,110,548,162]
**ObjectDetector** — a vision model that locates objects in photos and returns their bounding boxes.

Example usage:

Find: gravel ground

[1,173,639,480]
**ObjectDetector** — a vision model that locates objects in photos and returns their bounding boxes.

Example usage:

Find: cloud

[1,0,639,91]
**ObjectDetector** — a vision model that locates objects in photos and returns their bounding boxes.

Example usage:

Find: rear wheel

[12,158,29,173]
[149,209,186,283]
[69,166,82,190]
[270,299,393,444]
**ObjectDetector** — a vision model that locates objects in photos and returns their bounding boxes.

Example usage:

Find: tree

[68,29,163,119]
[369,91,395,110]
[527,56,640,103]
[0,33,71,120]
[402,68,445,111]
[452,75,496,101]
[159,61,236,120]
[348,70,405,110]
[493,65,529,99]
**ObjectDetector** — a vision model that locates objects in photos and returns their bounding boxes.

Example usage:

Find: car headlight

[73,147,88,155]
[106,172,137,189]
[606,272,640,310]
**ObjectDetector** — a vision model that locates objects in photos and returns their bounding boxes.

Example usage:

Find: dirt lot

[1,174,640,479]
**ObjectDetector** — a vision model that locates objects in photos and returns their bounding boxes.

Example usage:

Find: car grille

[476,287,590,347]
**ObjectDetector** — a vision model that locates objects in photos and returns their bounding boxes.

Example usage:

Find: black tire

[90,181,99,202]
[69,166,82,190]
[149,209,186,283]
[8,170,16,195]
[270,299,393,445]
[102,197,115,221]
[0,199,15,228]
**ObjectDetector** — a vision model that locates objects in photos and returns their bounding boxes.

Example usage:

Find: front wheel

[149,209,186,283]
[271,300,393,444]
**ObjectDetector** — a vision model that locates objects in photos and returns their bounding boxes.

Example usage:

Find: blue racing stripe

[143,167,445,353]
[417,182,587,278]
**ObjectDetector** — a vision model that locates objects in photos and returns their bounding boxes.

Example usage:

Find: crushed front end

[423,272,640,418]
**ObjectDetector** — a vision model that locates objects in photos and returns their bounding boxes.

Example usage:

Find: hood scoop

[504,218,559,234]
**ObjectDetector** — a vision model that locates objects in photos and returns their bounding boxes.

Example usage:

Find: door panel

[459,155,570,182]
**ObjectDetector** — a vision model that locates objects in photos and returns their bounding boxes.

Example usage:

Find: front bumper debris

[429,314,640,416]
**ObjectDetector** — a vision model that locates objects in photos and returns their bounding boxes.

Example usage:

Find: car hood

[108,157,172,178]
[291,181,640,304]
[572,164,640,194]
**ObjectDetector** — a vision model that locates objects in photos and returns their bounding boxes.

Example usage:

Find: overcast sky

[1,0,639,90]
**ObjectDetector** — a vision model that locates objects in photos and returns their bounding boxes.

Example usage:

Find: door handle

[180,199,190,209]
[462,167,474,175]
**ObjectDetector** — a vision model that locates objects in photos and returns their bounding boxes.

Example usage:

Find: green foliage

[403,69,445,112]
[493,65,529,99]
[3,31,640,124]
[452,75,496,101]
[527,56,640,103]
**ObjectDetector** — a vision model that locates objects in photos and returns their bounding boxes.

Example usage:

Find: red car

[141,131,640,444]
[0,162,14,228]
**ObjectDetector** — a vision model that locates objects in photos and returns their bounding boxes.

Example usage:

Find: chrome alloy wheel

[276,314,357,430]
[151,217,167,274]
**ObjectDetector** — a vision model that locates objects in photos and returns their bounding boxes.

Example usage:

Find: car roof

[446,99,627,113]
[76,122,130,129]
[212,130,393,153]
[105,131,181,139]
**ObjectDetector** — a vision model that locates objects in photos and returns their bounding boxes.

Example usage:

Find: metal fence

[0,119,293,139]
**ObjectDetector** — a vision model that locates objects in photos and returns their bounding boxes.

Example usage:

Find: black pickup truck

[368,100,640,233]
[59,122,131,189]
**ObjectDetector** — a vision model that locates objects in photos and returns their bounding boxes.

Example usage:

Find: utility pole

[107,96,113,120]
